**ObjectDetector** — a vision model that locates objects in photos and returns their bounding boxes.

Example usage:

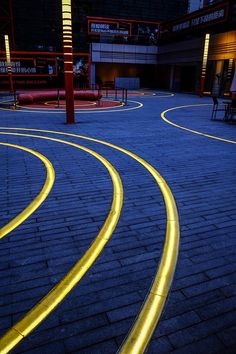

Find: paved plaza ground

[0,92,235,353]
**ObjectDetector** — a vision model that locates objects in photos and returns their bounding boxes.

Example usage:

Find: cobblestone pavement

[0,92,235,353]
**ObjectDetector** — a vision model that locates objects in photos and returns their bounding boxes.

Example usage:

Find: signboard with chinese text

[0,58,57,76]
[88,17,159,40]
[160,2,229,39]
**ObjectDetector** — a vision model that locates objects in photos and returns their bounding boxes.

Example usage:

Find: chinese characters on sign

[160,2,228,39]
[90,22,130,35]
[0,59,57,75]
[172,8,225,32]
[0,61,36,74]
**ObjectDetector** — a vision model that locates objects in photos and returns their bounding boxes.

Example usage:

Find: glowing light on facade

[4,34,14,92]
[200,33,210,95]
[201,33,210,78]
[227,58,234,79]
[62,0,75,123]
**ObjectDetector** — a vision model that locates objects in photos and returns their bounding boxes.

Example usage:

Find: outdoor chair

[211,96,228,120]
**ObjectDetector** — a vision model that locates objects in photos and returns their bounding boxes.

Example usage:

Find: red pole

[199,76,205,97]
[62,0,75,124]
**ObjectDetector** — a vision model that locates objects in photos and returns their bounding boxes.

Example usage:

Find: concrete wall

[91,43,158,64]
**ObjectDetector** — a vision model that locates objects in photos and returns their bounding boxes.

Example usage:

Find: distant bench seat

[17,90,102,104]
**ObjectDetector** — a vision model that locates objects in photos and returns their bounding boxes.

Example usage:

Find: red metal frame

[0,52,90,83]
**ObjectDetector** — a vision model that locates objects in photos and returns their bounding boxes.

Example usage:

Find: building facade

[158,0,236,96]
[0,0,188,89]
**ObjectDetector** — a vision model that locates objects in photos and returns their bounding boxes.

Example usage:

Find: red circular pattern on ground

[18,99,123,110]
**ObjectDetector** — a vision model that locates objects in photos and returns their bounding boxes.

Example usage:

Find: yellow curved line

[161,104,236,145]
[44,100,97,107]
[0,127,179,354]
[0,100,143,114]
[0,142,55,238]
[16,99,124,111]
[0,132,123,354]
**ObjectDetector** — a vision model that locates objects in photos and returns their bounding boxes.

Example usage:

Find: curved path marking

[0,100,142,114]
[0,142,55,238]
[16,99,124,111]
[0,127,179,354]
[161,104,236,145]
[0,131,123,354]
[44,100,97,107]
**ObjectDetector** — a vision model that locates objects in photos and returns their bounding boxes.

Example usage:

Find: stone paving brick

[146,336,174,353]
[217,325,236,348]
[17,341,66,354]
[169,310,236,348]
[196,296,236,320]
[169,334,225,354]
[1,93,236,353]
[73,339,118,354]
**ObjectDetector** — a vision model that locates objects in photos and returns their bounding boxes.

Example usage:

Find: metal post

[62,0,75,124]
[13,89,17,109]
[57,88,60,108]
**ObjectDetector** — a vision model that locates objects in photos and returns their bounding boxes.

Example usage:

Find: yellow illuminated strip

[62,20,71,25]
[0,131,123,354]
[0,142,55,238]
[227,59,234,79]
[201,33,210,78]
[0,127,179,353]
[161,104,236,145]
[4,35,11,64]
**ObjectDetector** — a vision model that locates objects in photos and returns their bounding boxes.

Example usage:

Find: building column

[169,65,175,91]
[90,62,96,88]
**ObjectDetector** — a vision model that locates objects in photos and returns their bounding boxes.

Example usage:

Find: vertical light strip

[62,0,75,123]
[201,33,210,78]
[4,34,14,93]
[227,59,234,79]
[200,33,210,95]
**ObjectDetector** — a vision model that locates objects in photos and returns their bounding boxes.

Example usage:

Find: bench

[17,90,102,104]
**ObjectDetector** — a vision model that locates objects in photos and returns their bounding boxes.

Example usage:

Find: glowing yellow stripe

[0,99,143,114]
[0,132,123,354]
[160,104,236,145]
[0,127,179,353]
[0,142,55,238]
[62,20,71,26]
[4,35,11,64]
